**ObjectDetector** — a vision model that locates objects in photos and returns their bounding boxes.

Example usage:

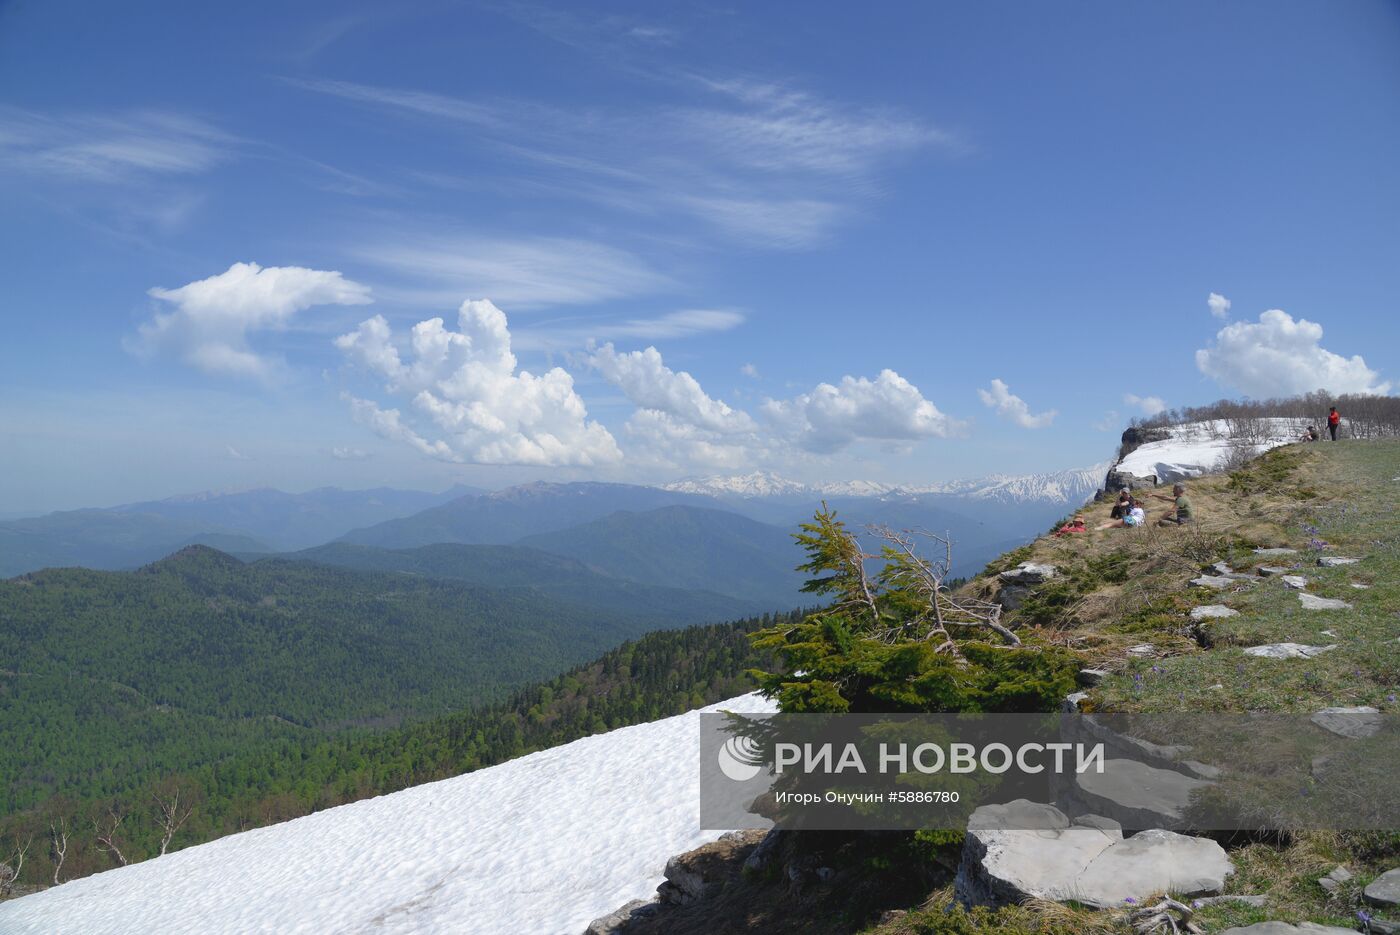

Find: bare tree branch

[153,788,194,857]
[0,835,31,897]
[49,818,68,886]
[93,807,129,867]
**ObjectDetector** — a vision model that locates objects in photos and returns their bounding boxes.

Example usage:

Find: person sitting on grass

[1299,425,1319,442]
[1152,483,1193,526]
[1054,514,1088,536]
[1097,501,1145,530]
[1109,489,1133,519]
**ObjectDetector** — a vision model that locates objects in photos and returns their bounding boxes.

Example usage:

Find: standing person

[1328,406,1341,441]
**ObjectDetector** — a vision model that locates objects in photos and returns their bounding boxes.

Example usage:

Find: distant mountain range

[661,464,1109,505]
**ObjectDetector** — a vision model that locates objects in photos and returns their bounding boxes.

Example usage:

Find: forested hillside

[0,545,742,814]
[0,613,784,890]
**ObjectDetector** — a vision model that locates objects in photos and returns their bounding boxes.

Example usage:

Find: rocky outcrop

[1104,468,1159,492]
[955,800,1232,909]
[1311,706,1382,739]
[996,563,1057,611]
[1366,868,1400,909]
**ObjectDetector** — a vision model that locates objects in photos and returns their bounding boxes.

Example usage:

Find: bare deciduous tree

[93,807,129,867]
[153,786,194,857]
[0,835,31,898]
[48,817,68,886]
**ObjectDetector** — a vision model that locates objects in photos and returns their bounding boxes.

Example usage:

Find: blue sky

[2,0,1397,512]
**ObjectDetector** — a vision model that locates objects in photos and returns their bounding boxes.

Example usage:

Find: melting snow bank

[0,692,778,935]
[1115,419,1309,485]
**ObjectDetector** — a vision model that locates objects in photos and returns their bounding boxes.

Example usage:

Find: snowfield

[0,693,778,935]
[1115,418,1308,484]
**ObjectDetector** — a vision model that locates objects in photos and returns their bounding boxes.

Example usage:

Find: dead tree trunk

[49,818,68,885]
[93,808,129,867]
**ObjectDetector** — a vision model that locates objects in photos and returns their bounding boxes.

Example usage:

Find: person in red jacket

[1328,406,1341,441]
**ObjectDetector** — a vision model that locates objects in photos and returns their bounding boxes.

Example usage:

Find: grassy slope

[865,439,1400,934]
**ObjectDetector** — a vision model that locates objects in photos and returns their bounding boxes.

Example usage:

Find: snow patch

[1115,419,1307,484]
[0,693,778,935]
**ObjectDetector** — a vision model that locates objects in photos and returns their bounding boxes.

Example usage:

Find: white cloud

[740,363,760,379]
[353,235,671,309]
[1093,410,1122,432]
[1195,309,1390,398]
[762,370,961,454]
[336,300,621,466]
[1207,292,1231,320]
[976,378,1056,429]
[514,308,743,352]
[129,262,373,380]
[622,409,759,470]
[1123,393,1167,416]
[0,107,231,182]
[330,446,371,460]
[587,343,756,435]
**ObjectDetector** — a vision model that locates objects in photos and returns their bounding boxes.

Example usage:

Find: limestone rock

[1191,575,1237,590]
[1074,758,1215,828]
[1310,706,1381,739]
[1365,868,1400,908]
[1298,593,1351,611]
[585,899,659,934]
[1062,692,1090,712]
[1256,565,1290,577]
[1317,556,1360,567]
[1190,605,1239,621]
[996,584,1032,611]
[1242,643,1338,659]
[1209,561,1235,576]
[1281,575,1309,590]
[1127,644,1156,658]
[1253,547,1299,557]
[1078,668,1109,687]
[1317,864,1353,894]
[998,562,1059,585]
[1072,828,1233,908]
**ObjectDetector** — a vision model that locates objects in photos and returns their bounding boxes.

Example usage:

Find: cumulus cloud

[977,378,1056,429]
[130,262,372,380]
[1123,393,1167,416]
[1195,309,1390,398]
[1207,292,1231,320]
[336,299,621,466]
[587,343,756,435]
[762,370,960,453]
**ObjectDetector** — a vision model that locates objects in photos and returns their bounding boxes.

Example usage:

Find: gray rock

[661,853,710,904]
[1367,919,1400,935]
[1253,548,1300,557]
[1078,668,1109,687]
[1311,707,1382,739]
[1191,575,1237,590]
[1242,643,1338,659]
[1365,868,1400,908]
[1298,593,1352,611]
[1074,758,1216,828]
[1209,561,1235,576]
[585,899,659,934]
[1317,556,1360,567]
[1191,894,1268,907]
[1073,828,1234,908]
[1282,575,1310,590]
[1127,643,1156,658]
[998,562,1059,585]
[1191,605,1240,621]
[996,584,1032,611]
[1062,692,1090,712]
[741,829,784,874]
[1105,468,1159,491]
[1317,863,1353,893]
[1218,924,1356,935]
[1257,565,1291,577]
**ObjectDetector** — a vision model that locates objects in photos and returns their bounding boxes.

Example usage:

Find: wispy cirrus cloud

[292,72,956,252]
[0,106,232,182]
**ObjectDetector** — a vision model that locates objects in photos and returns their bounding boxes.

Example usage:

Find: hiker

[1152,483,1193,526]
[1054,515,1088,537]
[1328,406,1341,441]
[1096,502,1145,530]
[1299,425,1319,442]
[1109,489,1133,519]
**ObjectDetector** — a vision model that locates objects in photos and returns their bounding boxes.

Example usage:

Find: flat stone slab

[957,801,1232,909]
[1253,548,1299,557]
[1365,867,1400,908]
[998,562,1059,585]
[1075,758,1215,827]
[1190,575,1237,589]
[1298,593,1351,610]
[1220,924,1356,935]
[1351,582,1371,589]
[1191,605,1239,621]
[1281,575,1309,590]
[1256,565,1291,577]
[1311,706,1382,739]
[1317,556,1360,567]
[1243,643,1338,659]
[1208,561,1235,576]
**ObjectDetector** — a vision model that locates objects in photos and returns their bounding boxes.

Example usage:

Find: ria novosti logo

[716,735,764,782]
